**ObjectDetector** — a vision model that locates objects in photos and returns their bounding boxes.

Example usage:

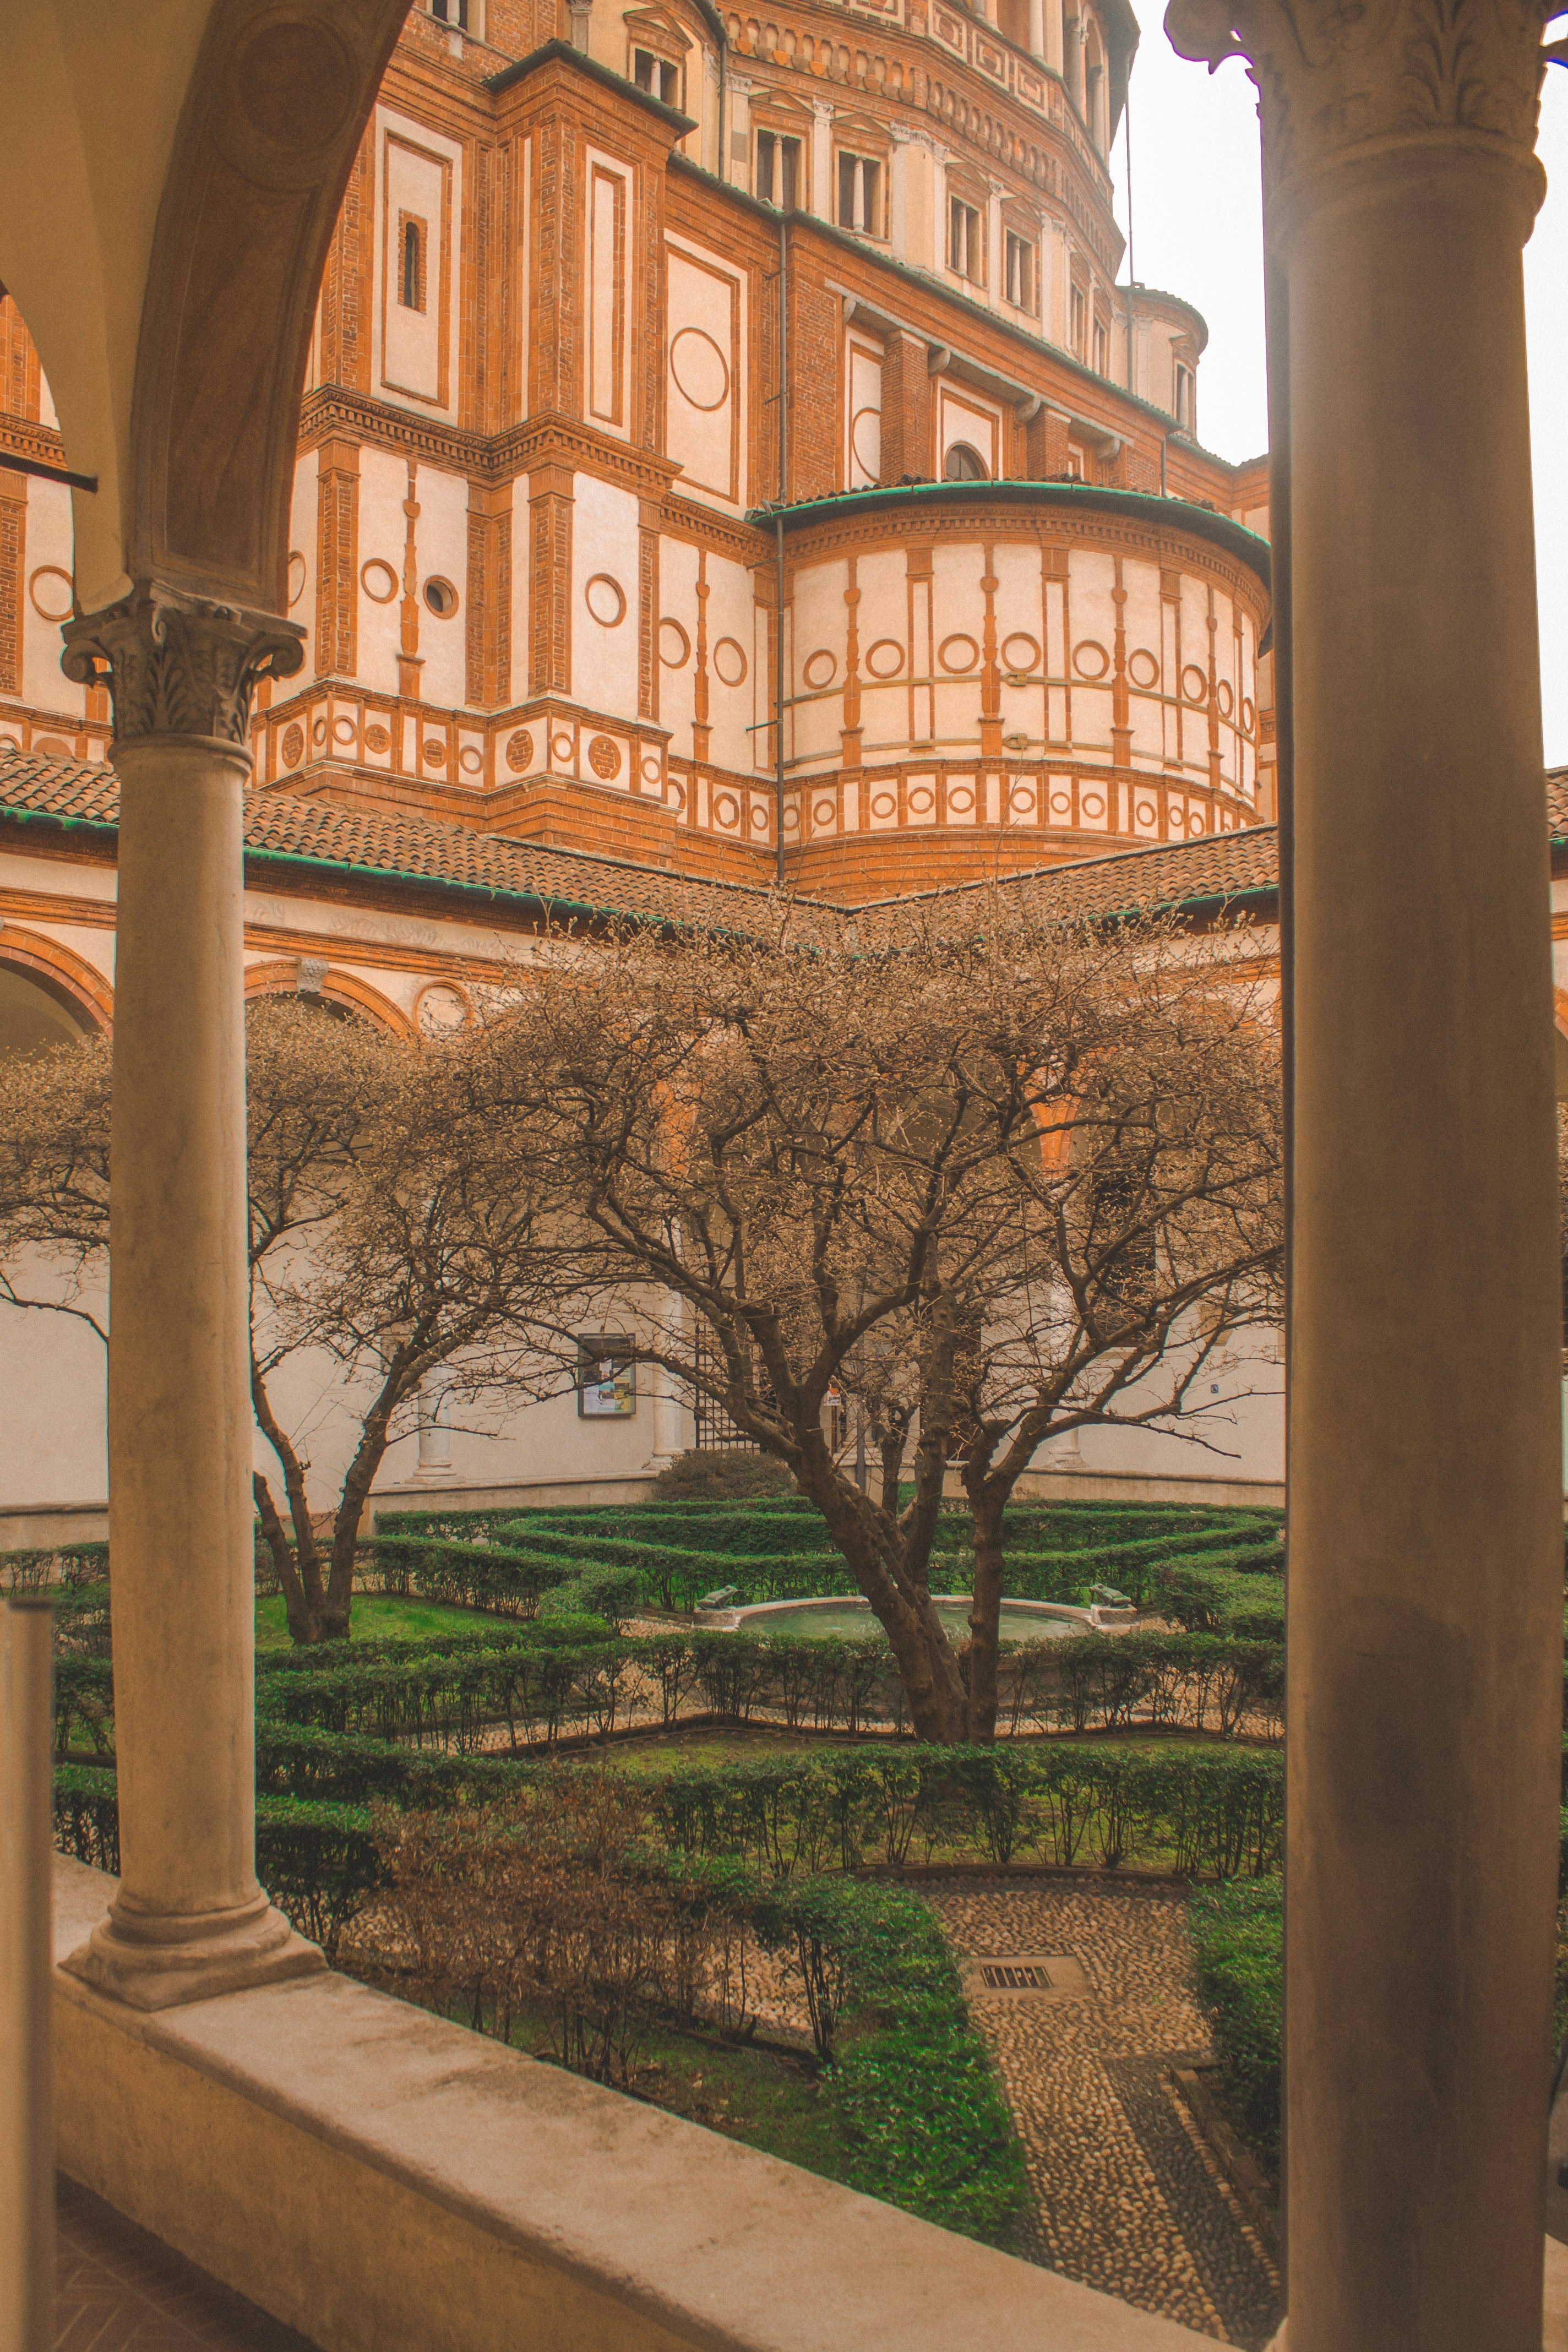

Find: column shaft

[66,734,320,2007]
[1286,149,1560,2352]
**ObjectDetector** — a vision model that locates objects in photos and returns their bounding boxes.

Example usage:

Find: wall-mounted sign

[578,1331,636,1418]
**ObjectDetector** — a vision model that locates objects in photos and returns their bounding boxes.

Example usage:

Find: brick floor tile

[54,2181,320,2352]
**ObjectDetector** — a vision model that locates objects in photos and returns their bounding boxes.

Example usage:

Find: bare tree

[470,901,1282,1741]
[0,1001,565,1643]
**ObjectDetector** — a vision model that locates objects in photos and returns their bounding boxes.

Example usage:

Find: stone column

[1165,8,1561,2349]
[59,584,323,2010]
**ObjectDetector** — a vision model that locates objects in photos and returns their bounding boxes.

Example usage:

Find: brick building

[0,0,1287,1512]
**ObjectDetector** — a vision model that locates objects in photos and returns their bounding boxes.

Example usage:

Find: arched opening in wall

[943,442,989,482]
[244,961,413,1037]
[0,961,98,1058]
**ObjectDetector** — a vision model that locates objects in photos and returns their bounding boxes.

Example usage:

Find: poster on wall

[577,1330,636,1418]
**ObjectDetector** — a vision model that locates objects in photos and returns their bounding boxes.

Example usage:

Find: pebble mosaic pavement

[924,1877,1282,2349]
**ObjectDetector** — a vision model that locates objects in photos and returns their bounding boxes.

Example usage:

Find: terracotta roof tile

[2,749,1564,940]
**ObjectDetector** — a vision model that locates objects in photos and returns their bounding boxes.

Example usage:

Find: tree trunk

[252,1471,319,1645]
[963,1478,1006,1743]
[792,1427,970,1743]
[251,1363,328,1642]
[323,1369,407,1637]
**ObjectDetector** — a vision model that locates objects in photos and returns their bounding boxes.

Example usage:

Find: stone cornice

[297,388,684,498]
[754,480,1272,602]
[0,417,70,475]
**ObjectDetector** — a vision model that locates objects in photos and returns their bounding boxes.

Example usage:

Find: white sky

[1114,39,1568,766]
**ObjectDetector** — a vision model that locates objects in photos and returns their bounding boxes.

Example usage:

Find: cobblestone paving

[924,1878,1281,2349]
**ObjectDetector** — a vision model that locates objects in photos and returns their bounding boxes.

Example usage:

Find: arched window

[0,962,96,1058]
[943,442,989,483]
[400,217,424,312]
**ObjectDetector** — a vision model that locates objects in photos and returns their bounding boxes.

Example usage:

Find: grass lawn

[254,1593,487,1651]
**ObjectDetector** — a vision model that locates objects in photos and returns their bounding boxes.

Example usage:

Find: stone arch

[0,0,411,614]
[243,957,413,1038]
[0,925,113,1036]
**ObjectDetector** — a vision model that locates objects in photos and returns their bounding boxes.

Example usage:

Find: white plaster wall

[371,105,464,427]
[413,465,470,708]
[701,551,759,772]
[658,535,700,758]
[355,447,407,698]
[21,477,81,720]
[571,471,640,718]
[790,555,848,773]
[850,549,910,758]
[0,1289,107,1507]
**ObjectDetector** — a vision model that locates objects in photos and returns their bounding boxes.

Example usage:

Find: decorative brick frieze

[529,469,574,697]
[466,480,514,707]
[0,467,24,699]
[314,439,361,679]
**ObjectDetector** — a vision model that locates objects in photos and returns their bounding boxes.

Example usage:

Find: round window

[423,577,459,619]
[943,442,989,482]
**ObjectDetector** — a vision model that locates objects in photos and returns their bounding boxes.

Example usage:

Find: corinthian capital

[1165,0,1554,219]
[61,582,306,749]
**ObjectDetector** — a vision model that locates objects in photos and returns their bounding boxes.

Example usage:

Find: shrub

[651,1449,796,1501]
[361,1777,1026,2244]
[539,1564,644,1632]
[51,1767,380,1963]
[1187,1875,1283,2164]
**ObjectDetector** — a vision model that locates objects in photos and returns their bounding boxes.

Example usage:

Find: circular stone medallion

[669,327,731,411]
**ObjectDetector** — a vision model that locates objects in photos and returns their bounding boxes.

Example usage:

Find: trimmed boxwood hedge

[1187,1876,1283,2165]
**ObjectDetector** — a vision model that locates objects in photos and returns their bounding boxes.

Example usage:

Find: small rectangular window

[398,214,427,313]
[1174,362,1195,432]
[633,47,679,102]
[1092,318,1108,375]
[1070,283,1087,358]
[1004,231,1034,312]
[949,197,982,281]
[756,129,801,209]
[577,1331,637,1419]
[430,0,468,23]
[836,153,881,235]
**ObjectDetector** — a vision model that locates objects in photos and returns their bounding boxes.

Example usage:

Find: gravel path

[924,1877,1281,2349]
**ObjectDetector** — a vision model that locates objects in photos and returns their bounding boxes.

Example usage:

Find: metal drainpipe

[774,211,788,889]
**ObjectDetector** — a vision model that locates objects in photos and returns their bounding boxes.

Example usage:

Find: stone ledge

[52,1856,1213,2352]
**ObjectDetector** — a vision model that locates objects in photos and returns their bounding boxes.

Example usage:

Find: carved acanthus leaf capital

[61,584,306,749]
[1165,0,1554,217]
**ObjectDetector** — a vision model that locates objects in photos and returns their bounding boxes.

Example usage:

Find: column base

[62,1887,325,2011]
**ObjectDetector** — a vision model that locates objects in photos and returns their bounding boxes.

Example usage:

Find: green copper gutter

[0,801,796,938]
[747,477,1272,591]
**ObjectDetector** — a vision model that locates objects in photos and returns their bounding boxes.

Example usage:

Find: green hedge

[1186,1876,1283,2165]
[654,1741,1284,1880]
[52,1766,381,1961]
[367,1506,1283,1618]
[56,1620,1284,1760]
[754,1875,1028,2241]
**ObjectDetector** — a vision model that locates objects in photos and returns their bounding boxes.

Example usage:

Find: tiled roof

[0,749,836,938]
[862,823,1281,935]
[4,747,1564,943]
